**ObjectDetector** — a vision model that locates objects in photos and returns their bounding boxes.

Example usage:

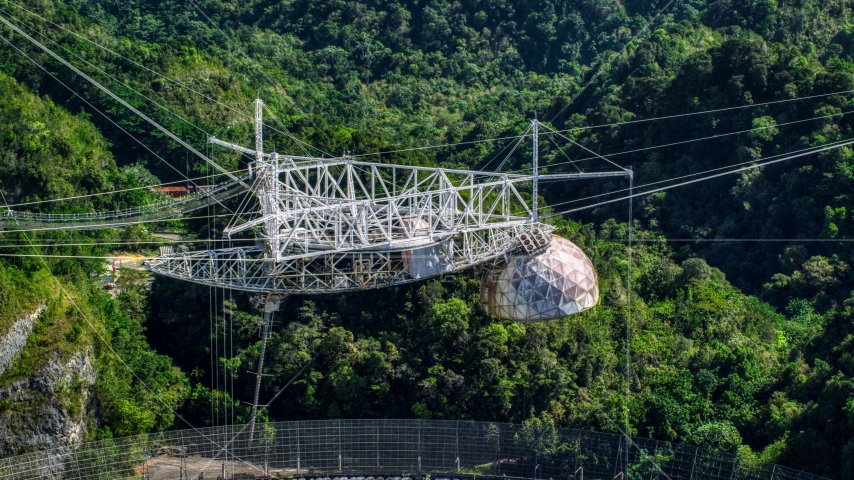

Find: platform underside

[145,224,547,294]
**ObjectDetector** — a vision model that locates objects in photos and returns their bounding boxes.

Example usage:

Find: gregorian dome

[480,235,599,321]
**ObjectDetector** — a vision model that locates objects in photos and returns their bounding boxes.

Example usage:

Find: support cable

[0,33,241,217]
[347,86,854,162]
[514,108,854,174]
[532,119,539,221]
[538,137,853,212]
[0,239,257,246]
[185,0,337,155]
[208,251,217,428]
[2,0,325,159]
[222,174,264,236]
[0,213,233,233]
[494,126,532,173]
[247,295,286,445]
[208,159,218,428]
[551,89,854,135]
[544,138,854,218]
[545,133,583,173]
[548,0,679,124]
[227,276,234,430]
[10,0,854,170]
[541,124,630,172]
[341,96,854,168]
[5,237,854,258]
[2,0,236,112]
[0,12,244,185]
[263,103,332,158]
[15,0,847,170]
[1,7,209,137]
[553,238,854,243]
[0,253,161,259]
[625,172,633,479]
[187,355,315,479]
[478,130,529,172]
[349,134,527,159]
[2,170,246,209]
[229,278,234,431]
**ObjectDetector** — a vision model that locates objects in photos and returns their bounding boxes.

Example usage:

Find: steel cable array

[5,0,325,157]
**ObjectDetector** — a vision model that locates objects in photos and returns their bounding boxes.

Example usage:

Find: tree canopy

[0,0,852,477]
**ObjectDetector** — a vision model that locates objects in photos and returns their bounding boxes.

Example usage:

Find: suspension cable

[264,103,333,158]
[512,108,853,174]
[2,170,246,208]
[2,7,209,137]
[545,133,583,173]
[2,0,326,158]
[0,190,269,478]
[545,138,854,218]
[0,34,241,217]
[0,240,256,248]
[9,0,854,173]
[0,213,233,233]
[624,171,633,480]
[0,12,244,185]
[550,88,854,135]
[185,0,337,157]
[541,123,629,172]
[548,0,679,125]
[538,137,853,211]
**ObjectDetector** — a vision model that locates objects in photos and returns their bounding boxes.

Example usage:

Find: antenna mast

[532,118,539,222]
[246,99,285,445]
[248,294,285,445]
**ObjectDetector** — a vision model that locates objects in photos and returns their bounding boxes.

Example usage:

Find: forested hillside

[0,74,186,452]
[0,0,852,478]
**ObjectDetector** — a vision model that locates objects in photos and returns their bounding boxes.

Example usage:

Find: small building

[151,185,198,197]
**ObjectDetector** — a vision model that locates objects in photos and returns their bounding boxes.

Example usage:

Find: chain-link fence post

[417,420,422,474]
[535,425,541,480]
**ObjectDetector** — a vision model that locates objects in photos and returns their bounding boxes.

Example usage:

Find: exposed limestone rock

[0,304,44,376]
[0,348,97,458]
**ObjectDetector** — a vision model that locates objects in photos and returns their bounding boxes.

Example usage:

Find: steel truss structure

[144,101,629,295]
[0,420,829,480]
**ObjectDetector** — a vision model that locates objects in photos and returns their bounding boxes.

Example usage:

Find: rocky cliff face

[0,306,97,457]
[0,305,42,375]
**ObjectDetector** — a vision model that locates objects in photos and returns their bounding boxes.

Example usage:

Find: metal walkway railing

[0,176,249,231]
[0,419,829,480]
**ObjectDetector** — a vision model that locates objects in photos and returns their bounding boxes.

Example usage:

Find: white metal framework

[144,101,629,295]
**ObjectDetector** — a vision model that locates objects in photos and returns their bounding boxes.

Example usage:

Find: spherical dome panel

[481,236,599,321]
